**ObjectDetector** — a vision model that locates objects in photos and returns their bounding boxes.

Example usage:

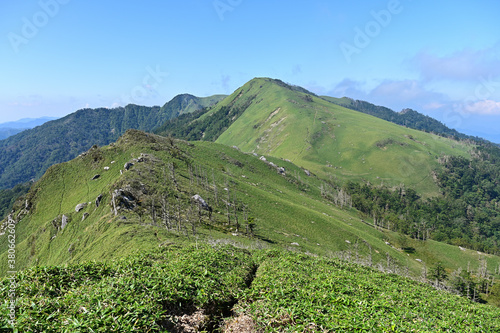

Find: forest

[322,141,500,254]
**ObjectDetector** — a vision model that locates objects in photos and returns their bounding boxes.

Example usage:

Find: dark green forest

[322,142,500,254]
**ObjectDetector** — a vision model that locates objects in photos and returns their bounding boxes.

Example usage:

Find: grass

[0,130,498,281]
[215,78,472,197]
[0,244,256,332]
[242,250,500,332]
[0,129,499,330]
[2,245,500,332]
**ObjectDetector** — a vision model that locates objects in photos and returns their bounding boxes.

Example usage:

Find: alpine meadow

[1,75,500,331]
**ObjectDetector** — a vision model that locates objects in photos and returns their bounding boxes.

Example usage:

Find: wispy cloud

[329,79,447,112]
[412,44,500,82]
[463,100,500,115]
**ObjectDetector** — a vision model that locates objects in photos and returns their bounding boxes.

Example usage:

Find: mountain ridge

[0,95,225,191]
[321,96,488,143]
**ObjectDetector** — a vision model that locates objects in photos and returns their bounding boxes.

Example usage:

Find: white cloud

[463,100,500,115]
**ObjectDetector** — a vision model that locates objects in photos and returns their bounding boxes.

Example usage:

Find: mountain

[159,93,227,119]
[0,116,58,130]
[157,78,473,197]
[1,78,499,330]
[1,129,498,277]
[154,78,500,253]
[0,116,58,140]
[321,96,487,142]
[0,95,224,191]
[0,128,24,140]
[1,129,500,330]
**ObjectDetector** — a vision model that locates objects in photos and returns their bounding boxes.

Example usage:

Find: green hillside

[321,96,482,142]
[1,129,500,330]
[154,78,499,253]
[2,245,500,332]
[0,94,224,191]
[213,78,472,197]
[1,130,498,280]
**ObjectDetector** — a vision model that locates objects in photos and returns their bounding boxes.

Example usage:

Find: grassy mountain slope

[0,95,223,191]
[2,130,500,330]
[2,245,500,332]
[1,130,498,279]
[212,78,472,197]
[322,96,483,142]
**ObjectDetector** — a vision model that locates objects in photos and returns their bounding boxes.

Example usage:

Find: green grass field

[214,78,472,197]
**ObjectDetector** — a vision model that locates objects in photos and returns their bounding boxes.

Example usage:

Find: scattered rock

[61,215,68,229]
[192,194,211,211]
[345,240,351,244]
[51,235,56,240]
[304,169,311,176]
[268,161,277,167]
[232,145,240,150]
[104,166,110,171]
[124,162,134,170]
[82,213,89,221]
[252,152,258,157]
[91,174,100,180]
[459,246,466,251]
[291,242,299,246]
[110,161,115,164]
[95,194,103,208]
[112,188,138,215]
[136,153,151,163]
[259,156,267,162]
[416,259,422,262]
[277,167,286,175]
[75,203,87,212]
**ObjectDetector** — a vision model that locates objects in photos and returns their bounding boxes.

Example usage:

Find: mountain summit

[157,77,472,196]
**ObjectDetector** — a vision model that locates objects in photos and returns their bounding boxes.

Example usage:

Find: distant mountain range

[0,116,58,140]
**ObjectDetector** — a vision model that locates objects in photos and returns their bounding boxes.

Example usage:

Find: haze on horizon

[0,0,499,142]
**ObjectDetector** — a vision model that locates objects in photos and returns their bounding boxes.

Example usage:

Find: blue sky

[1,0,499,142]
